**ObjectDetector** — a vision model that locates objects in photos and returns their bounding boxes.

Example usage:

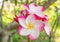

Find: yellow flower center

[27,22,34,30]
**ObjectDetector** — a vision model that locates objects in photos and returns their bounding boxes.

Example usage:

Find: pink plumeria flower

[18,15,44,40]
[34,14,51,35]
[23,3,45,17]
[14,3,51,40]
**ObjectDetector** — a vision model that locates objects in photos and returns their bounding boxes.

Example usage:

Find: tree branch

[43,0,57,10]
[6,21,19,30]
[0,0,4,29]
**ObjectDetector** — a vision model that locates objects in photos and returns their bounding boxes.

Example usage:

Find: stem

[0,0,4,29]
[49,7,58,42]
[28,38,31,42]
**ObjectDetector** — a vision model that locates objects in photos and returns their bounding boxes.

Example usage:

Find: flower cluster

[14,3,51,40]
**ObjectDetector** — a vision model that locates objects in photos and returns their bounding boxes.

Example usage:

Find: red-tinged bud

[14,15,19,23]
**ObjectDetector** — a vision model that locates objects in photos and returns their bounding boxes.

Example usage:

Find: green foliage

[13,33,21,42]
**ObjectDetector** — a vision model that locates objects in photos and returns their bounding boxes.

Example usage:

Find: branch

[43,0,57,10]
[0,28,3,34]
[6,21,19,30]
[0,0,4,29]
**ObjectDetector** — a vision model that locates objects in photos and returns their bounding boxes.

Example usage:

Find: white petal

[23,4,29,11]
[36,11,45,17]
[29,3,36,10]
[30,29,40,39]
[36,6,43,11]
[26,15,35,24]
[37,6,44,11]
[18,18,27,28]
[19,28,30,36]
[29,4,45,17]
[26,15,42,29]
[33,20,42,29]
[44,22,51,35]
[34,7,45,17]
[29,3,36,14]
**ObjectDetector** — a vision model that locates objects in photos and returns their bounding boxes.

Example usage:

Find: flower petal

[37,6,44,12]
[29,3,37,14]
[27,3,45,17]
[30,5,45,17]
[39,23,45,31]
[18,26,30,36]
[29,3,36,9]
[20,10,29,15]
[35,11,45,17]
[41,6,45,11]
[18,26,23,34]
[26,15,43,30]
[33,20,42,29]
[44,22,51,35]
[34,14,40,20]
[26,15,35,24]
[23,4,29,11]
[18,17,27,28]
[28,29,40,40]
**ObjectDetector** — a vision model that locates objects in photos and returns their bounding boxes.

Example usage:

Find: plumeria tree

[0,0,60,42]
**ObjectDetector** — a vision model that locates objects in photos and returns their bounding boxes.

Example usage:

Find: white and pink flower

[18,14,51,40]
[14,3,51,40]
[18,15,44,40]
[23,3,45,17]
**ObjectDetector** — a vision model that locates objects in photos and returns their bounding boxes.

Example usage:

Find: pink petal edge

[33,3,37,7]
[34,14,41,20]
[28,35,37,40]
[19,15,26,19]
[39,23,45,31]
[23,4,29,10]
[44,28,51,36]
[41,6,45,11]
[44,23,51,36]
[20,10,29,15]
[14,15,19,23]
[18,26,30,36]
[18,26,23,35]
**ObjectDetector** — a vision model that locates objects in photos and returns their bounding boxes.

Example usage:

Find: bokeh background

[0,0,60,42]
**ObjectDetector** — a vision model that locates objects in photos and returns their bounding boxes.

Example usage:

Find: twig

[7,21,19,30]
[26,0,29,4]
[43,0,57,10]
[49,7,58,42]
[28,38,31,42]
[0,0,4,29]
